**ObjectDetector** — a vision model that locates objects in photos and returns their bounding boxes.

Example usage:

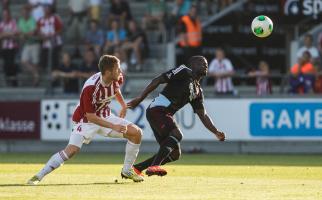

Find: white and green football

[251,15,273,38]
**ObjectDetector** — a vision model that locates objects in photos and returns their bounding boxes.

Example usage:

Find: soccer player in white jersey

[27,55,144,184]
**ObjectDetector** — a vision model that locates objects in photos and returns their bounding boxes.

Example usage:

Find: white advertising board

[41,98,322,141]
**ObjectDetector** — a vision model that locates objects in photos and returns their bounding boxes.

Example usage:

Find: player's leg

[134,146,181,173]
[145,128,183,176]
[151,128,183,166]
[133,126,165,172]
[102,116,143,182]
[122,124,142,173]
[134,107,182,175]
[27,133,84,185]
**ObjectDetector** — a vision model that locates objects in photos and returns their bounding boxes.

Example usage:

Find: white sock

[36,151,69,180]
[122,141,140,172]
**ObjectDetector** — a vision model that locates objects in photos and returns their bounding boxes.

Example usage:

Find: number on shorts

[77,125,82,132]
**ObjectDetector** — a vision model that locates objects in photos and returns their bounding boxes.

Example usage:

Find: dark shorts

[146,106,178,144]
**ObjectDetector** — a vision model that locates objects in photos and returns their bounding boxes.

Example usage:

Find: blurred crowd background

[0,0,322,98]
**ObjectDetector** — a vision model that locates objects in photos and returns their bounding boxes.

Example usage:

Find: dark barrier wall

[0,102,40,139]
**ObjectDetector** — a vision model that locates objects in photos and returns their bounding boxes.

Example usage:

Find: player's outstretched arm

[127,74,167,109]
[115,89,127,118]
[196,108,225,141]
[86,112,127,134]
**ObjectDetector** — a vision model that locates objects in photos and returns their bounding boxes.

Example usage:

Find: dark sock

[134,155,172,172]
[151,136,179,166]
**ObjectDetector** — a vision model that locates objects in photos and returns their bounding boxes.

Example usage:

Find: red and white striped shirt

[72,72,123,123]
[0,19,18,49]
[37,15,63,48]
[256,75,271,96]
[209,58,234,93]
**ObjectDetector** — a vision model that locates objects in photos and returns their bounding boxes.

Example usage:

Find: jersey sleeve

[162,65,190,82]
[190,89,205,113]
[81,86,95,113]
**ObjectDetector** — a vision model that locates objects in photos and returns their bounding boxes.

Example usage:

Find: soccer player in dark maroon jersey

[28,55,144,184]
[127,56,225,176]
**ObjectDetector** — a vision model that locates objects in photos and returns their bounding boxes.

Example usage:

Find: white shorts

[68,115,132,148]
[21,44,40,64]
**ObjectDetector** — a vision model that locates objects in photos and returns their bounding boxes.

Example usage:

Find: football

[251,15,273,38]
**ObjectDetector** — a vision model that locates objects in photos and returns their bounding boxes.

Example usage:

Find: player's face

[193,58,208,80]
[112,64,121,81]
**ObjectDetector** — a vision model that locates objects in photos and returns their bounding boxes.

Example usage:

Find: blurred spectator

[89,0,101,21]
[289,51,315,94]
[37,5,63,71]
[1,0,9,11]
[317,32,322,63]
[78,48,98,79]
[52,52,79,94]
[208,48,235,95]
[103,19,127,54]
[177,5,202,62]
[28,0,55,21]
[142,0,166,33]
[85,19,104,56]
[314,61,322,94]
[167,0,191,40]
[297,34,319,62]
[218,0,234,10]
[171,0,191,19]
[109,0,132,28]
[18,5,40,86]
[248,61,272,96]
[122,20,148,71]
[67,0,88,57]
[0,9,18,87]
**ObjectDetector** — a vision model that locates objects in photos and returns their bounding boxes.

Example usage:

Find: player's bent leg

[146,129,182,177]
[121,124,144,182]
[151,128,182,166]
[27,134,84,185]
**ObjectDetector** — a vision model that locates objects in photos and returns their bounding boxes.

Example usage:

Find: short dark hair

[98,55,119,74]
[187,55,206,68]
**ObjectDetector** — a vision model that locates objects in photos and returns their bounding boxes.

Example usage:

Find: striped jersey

[208,58,234,93]
[0,19,18,49]
[72,72,122,123]
[256,74,271,96]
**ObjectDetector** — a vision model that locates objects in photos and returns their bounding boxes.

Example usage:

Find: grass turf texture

[0,153,322,200]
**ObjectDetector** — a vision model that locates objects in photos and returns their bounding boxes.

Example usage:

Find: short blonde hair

[98,55,120,74]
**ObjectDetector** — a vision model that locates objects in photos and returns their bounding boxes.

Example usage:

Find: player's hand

[119,106,127,118]
[127,97,142,109]
[214,130,225,141]
[113,124,127,134]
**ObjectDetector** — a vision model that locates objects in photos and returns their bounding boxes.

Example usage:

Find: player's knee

[134,127,143,141]
[170,148,181,161]
[126,124,142,143]
[65,145,80,158]
[170,129,183,142]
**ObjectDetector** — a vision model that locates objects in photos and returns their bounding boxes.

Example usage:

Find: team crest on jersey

[96,95,115,110]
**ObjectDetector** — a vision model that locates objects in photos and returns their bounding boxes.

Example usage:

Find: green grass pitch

[0,153,322,200]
